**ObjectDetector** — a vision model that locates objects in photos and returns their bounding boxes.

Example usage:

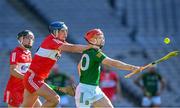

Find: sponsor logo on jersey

[21,65,29,71]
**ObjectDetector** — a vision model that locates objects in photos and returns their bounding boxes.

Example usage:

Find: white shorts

[142,96,161,107]
[75,83,105,108]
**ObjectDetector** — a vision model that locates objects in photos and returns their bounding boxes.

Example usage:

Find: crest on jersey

[21,65,29,71]
[96,52,102,58]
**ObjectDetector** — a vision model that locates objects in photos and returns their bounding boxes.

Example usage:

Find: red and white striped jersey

[29,34,63,79]
[6,47,32,91]
[100,71,118,88]
[100,71,118,100]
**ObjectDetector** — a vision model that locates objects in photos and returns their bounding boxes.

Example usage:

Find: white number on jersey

[80,54,90,71]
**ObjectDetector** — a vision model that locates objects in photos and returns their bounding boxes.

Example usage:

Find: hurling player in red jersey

[21,21,98,107]
[4,30,41,107]
[100,66,122,102]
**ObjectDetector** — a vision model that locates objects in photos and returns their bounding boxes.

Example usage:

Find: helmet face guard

[49,21,68,35]
[17,30,34,49]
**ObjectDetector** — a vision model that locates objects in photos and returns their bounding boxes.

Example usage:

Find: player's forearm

[71,44,86,53]
[61,43,86,53]
[109,59,138,71]
[10,69,24,79]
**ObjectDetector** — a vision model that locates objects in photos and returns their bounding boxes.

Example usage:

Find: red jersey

[5,47,31,93]
[100,71,118,100]
[29,34,63,79]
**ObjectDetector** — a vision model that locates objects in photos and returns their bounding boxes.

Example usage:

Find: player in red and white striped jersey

[21,21,97,107]
[100,66,122,101]
[4,30,41,107]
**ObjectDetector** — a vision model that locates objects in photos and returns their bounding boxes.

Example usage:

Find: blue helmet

[49,21,68,33]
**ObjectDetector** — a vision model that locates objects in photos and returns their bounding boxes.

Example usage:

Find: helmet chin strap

[87,40,104,49]
[18,40,22,45]
[55,30,59,38]
[52,30,59,38]
[85,37,104,49]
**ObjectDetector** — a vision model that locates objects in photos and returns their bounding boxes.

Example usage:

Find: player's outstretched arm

[59,43,86,53]
[102,57,140,71]
[59,43,98,53]
[10,65,24,79]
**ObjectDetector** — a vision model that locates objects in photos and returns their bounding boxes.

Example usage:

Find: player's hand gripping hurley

[125,51,179,78]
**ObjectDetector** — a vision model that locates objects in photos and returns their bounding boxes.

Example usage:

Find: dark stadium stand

[0,0,180,107]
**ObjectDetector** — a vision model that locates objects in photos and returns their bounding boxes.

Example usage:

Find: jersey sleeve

[42,36,64,50]
[95,50,107,63]
[9,51,18,65]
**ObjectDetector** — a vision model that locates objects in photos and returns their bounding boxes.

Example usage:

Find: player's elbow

[102,57,116,67]
[107,60,123,69]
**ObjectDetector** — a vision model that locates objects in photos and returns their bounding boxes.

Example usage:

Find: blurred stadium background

[0,0,180,107]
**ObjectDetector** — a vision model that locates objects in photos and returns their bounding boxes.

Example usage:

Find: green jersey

[142,72,162,96]
[80,48,107,86]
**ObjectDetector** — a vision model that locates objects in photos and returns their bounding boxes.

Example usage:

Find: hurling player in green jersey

[134,66,165,107]
[75,29,142,108]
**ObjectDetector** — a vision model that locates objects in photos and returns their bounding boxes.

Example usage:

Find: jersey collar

[17,46,30,54]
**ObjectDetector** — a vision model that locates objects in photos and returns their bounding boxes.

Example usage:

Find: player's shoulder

[11,47,21,54]
[83,48,97,53]
[9,47,21,62]
[42,34,52,42]
[96,49,107,58]
[46,34,63,44]
[43,34,53,42]
[83,48,106,58]
[92,48,102,55]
